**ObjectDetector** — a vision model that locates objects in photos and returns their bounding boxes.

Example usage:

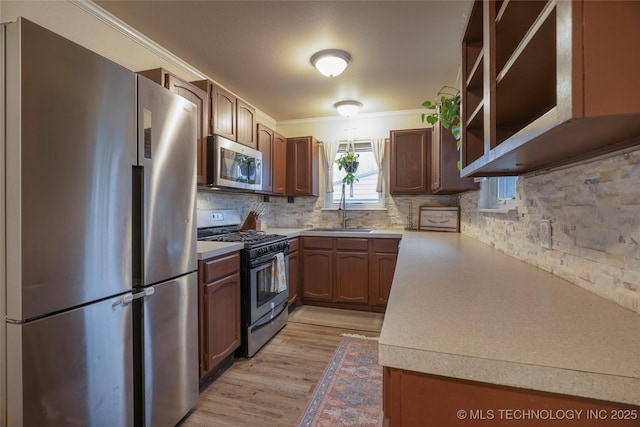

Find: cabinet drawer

[336,238,369,251]
[201,252,240,284]
[373,238,400,253]
[289,237,300,252]
[302,236,333,249]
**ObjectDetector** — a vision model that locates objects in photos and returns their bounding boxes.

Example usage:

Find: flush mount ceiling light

[310,49,351,77]
[334,100,363,117]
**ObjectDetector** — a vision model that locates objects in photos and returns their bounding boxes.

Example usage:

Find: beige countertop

[197,241,244,260]
[379,231,640,406]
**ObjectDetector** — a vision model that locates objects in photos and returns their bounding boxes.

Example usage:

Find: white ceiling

[94,0,472,122]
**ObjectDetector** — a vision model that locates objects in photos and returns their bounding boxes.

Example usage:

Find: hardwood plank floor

[180,320,379,427]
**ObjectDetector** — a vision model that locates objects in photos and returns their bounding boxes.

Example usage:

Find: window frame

[323,140,386,211]
[478,176,518,212]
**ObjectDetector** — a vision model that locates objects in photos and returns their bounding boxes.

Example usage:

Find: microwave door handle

[248,159,256,183]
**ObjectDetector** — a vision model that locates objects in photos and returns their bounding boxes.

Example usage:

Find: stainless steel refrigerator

[1,18,198,426]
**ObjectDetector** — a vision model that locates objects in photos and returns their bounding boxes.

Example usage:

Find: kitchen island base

[383,367,639,427]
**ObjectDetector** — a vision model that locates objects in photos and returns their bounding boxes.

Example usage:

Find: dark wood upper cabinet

[389,128,431,194]
[236,99,256,149]
[257,125,287,195]
[138,68,209,186]
[257,124,274,193]
[287,136,319,196]
[273,132,287,195]
[431,123,478,194]
[211,84,236,141]
[192,79,257,149]
[461,0,640,177]
[192,80,236,141]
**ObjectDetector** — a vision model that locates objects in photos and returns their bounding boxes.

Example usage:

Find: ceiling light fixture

[310,49,351,77]
[334,100,363,117]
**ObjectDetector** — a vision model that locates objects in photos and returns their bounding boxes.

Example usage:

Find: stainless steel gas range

[197,209,289,357]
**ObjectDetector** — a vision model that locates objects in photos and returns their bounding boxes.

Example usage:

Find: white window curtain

[371,138,385,193]
[322,140,339,193]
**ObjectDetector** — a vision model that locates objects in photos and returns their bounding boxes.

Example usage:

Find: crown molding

[70,0,207,80]
[69,0,279,125]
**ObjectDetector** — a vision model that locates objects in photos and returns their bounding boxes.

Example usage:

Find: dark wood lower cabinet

[335,251,369,304]
[370,252,397,306]
[198,252,241,384]
[302,248,334,301]
[301,237,400,310]
[287,238,300,309]
[383,367,639,427]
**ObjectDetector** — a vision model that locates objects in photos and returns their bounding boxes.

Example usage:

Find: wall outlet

[539,220,551,249]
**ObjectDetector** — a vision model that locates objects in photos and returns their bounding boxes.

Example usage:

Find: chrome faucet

[339,183,348,229]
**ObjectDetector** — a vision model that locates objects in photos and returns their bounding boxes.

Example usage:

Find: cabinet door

[302,249,333,301]
[390,129,431,194]
[212,84,236,140]
[336,251,369,304]
[203,272,241,376]
[287,248,299,308]
[273,132,287,195]
[165,75,209,186]
[287,136,319,196]
[370,252,398,306]
[257,124,274,193]
[431,123,478,194]
[237,99,257,148]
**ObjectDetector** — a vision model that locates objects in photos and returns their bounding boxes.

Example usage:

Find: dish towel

[273,252,288,293]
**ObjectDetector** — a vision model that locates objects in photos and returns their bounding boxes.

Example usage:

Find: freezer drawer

[140,273,198,426]
[6,295,134,427]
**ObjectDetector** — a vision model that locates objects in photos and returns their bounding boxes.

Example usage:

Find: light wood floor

[180,315,379,427]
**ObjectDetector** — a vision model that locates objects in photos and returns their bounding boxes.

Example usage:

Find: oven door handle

[251,301,287,332]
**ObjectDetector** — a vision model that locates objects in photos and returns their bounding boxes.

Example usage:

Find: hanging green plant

[422,86,461,170]
[335,151,360,185]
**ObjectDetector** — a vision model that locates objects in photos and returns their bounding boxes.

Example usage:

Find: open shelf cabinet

[461,0,640,177]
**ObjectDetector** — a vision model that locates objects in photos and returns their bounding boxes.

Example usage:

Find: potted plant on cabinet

[422,85,461,169]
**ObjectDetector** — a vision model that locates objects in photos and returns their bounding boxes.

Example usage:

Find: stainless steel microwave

[207,135,262,191]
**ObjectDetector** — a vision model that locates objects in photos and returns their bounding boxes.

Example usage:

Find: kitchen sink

[306,228,374,233]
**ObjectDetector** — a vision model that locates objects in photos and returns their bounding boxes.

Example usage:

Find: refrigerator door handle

[112,293,135,308]
[142,287,155,298]
[111,287,154,309]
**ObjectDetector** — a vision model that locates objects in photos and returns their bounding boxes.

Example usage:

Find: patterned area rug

[297,335,382,427]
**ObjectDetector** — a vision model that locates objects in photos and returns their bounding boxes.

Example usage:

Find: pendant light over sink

[310,49,351,77]
[334,100,362,117]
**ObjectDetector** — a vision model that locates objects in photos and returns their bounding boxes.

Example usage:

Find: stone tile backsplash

[460,148,640,314]
[197,190,457,231]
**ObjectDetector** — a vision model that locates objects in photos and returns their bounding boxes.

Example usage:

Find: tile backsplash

[197,190,457,231]
[460,148,640,314]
